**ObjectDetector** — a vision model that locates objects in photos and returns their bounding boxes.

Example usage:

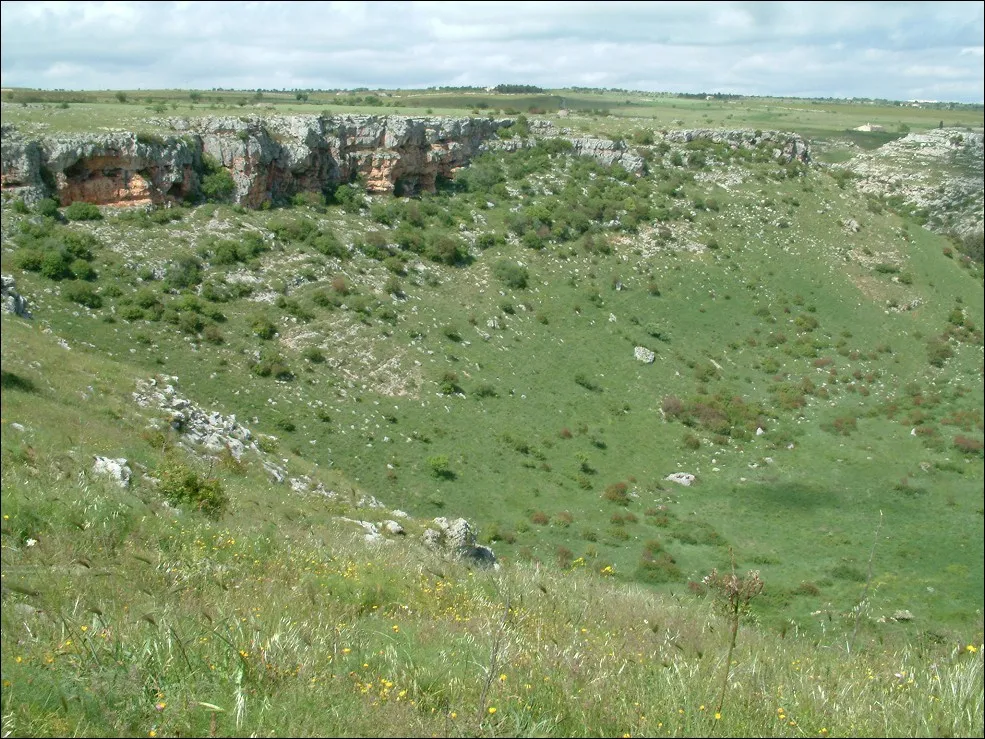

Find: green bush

[64,202,103,221]
[493,259,529,289]
[164,255,202,290]
[35,198,60,217]
[332,183,366,213]
[251,315,278,340]
[157,454,229,518]
[40,250,72,280]
[427,455,453,479]
[200,155,235,202]
[62,282,103,309]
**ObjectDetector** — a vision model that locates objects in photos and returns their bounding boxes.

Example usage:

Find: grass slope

[2,114,983,737]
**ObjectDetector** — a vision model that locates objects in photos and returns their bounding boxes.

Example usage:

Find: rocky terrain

[844,127,984,238]
[1,114,815,211]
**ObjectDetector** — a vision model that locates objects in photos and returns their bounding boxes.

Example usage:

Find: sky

[1,1,982,103]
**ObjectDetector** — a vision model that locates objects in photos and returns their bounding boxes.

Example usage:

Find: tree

[115,91,127,103]
[189,91,202,104]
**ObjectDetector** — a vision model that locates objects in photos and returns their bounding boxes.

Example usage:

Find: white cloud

[0,0,981,102]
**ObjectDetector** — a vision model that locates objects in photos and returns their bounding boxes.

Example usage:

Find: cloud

[1,0,981,102]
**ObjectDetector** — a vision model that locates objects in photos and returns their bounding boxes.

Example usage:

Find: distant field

[3,86,982,141]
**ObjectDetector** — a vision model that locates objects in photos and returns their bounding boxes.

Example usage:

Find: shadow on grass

[1,370,39,393]
[745,481,840,511]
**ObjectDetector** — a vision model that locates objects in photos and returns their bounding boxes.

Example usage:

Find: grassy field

[4,86,982,139]
[1,91,983,736]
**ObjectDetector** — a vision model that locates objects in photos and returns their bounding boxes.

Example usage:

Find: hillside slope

[2,113,983,737]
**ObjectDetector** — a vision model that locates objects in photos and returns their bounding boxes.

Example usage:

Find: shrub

[200,156,235,202]
[954,435,983,456]
[332,183,366,213]
[164,255,202,290]
[530,511,550,525]
[555,511,574,527]
[683,432,701,450]
[492,259,529,289]
[251,315,278,340]
[661,395,685,417]
[251,348,293,380]
[603,481,630,505]
[62,282,102,308]
[35,198,60,218]
[157,454,229,518]
[427,455,453,479]
[40,250,72,280]
[556,546,574,568]
[64,202,102,221]
[636,550,681,584]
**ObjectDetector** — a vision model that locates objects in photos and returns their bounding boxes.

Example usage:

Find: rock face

[1,115,512,208]
[3,116,813,212]
[2,274,32,318]
[1,125,198,206]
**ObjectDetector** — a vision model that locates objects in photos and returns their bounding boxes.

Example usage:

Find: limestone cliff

[1,115,811,210]
[0,115,512,209]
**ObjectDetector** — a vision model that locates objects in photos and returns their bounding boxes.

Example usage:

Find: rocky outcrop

[2,115,512,209]
[844,128,984,239]
[2,116,812,211]
[422,516,498,569]
[92,457,132,488]
[661,128,811,164]
[566,136,646,174]
[1,126,198,206]
[2,274,32,318]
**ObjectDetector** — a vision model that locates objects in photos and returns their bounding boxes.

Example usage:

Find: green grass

[2,101,983,736]
[4,86,982,140]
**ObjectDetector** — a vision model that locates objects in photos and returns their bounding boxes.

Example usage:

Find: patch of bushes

[199,155,235,202]
[62,282,102,308]
[493,259,529,289]
[157,454,229,518]
[64,202,103,221]
[603,481,630,505]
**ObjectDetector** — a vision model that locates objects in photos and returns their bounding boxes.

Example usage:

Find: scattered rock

[92,456,132,488]
[665,472,696,486]
[634,346,655,364]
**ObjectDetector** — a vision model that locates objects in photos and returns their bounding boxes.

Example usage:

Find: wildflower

[149,731,157,738]
[488,707,497,715]
[155,701,166,711]
[450,712,457,719]
[15,656,23,664]
[26,538,37,547]
[715,712,722,720]
[392,624,399,633]
[967,644,978,653]
[499,673,507,682]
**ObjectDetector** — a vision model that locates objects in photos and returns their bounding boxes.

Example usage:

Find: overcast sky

[1,1,982,102]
